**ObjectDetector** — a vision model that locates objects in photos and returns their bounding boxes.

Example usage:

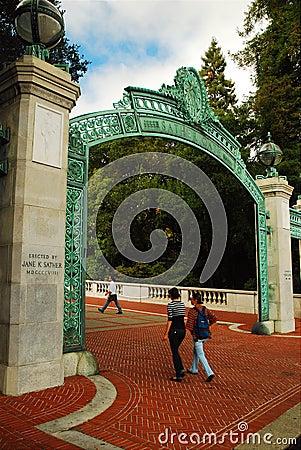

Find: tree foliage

[199,37,238,135]
[233,0,301,201]
[0,0,90,82]
[197,38,258,289]
[87,137,257,290]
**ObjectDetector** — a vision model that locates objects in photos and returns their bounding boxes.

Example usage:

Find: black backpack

[194,307,210,339]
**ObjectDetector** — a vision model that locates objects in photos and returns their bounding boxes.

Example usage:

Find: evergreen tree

[0,0,90,82]
[199,37,238,135]
[198,38,257,290]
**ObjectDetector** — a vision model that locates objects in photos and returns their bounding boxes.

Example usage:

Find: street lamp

[14,0,64,60]
[257,132,283,177]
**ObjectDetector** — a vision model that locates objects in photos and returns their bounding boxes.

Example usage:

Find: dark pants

[168,328,186,377]
[101,294,122,313]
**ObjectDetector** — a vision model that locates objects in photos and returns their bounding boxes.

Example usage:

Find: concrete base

[274,319,295,334]
[251,321,274,335]
[0,360,64,396]
[63,351,99,377]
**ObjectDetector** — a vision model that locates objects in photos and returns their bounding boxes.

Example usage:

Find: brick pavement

[0,299,300,449]
[0,376,96,449]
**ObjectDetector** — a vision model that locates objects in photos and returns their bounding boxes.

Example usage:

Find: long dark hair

[191,291,204,305]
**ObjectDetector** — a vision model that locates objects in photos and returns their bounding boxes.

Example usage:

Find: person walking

[98,276,123,314]
[163,287,186,382]
[185,291,216,382]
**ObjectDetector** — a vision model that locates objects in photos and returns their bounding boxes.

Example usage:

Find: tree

[0,0,90,82]
[87,137,257,290]
[198,39,258,290]
[232,0,301,292]
[233,0,301,201]
[199,37,238,135]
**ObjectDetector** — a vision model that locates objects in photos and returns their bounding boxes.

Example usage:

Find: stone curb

[235,403,300,449]
[37,375,122,450]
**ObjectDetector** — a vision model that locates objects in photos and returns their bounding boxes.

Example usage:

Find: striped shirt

[167,300,186,329]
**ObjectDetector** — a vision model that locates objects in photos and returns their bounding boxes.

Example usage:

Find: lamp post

[14,0,64,60]
[256,132,283,178]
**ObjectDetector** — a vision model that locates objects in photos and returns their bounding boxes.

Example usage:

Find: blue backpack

[194,307,210,339]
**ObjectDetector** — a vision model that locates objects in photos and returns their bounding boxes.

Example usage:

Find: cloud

[61,0,254,118]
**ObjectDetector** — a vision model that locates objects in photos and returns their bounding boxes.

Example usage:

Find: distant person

[163,287,186,382]
[185,291,216,382]
[98,276,123,314]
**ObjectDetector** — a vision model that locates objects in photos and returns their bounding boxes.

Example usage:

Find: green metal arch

[64,67,269,352]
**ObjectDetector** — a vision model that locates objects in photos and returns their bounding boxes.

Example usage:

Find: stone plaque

[281,199,290,230]
[32,103,64,168]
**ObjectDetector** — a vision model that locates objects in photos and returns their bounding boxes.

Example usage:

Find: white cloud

[61,0,254,118]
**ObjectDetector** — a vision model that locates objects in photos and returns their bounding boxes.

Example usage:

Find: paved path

[0,298,300,449]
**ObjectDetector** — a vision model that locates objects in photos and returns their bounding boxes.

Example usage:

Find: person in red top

[185,291,217,382]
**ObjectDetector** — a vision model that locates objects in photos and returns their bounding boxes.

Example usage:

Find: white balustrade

[86,280,262,314]
[86,281,300,316]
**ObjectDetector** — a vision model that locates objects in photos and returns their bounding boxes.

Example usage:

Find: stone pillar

[256,177,295,333]
[0,55,80,395]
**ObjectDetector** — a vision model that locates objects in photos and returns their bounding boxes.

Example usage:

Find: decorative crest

[113,66,220,126]
[159,67,218,125]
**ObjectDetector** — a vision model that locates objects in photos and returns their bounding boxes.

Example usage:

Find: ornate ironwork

[256,206,269,321]
[159,66,217,125]
[290,208,301,240]
[64,125,88,351]
[64,186,86,352]
[65,66,270,350]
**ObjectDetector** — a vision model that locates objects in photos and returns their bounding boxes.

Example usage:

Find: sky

[60,0,254,118]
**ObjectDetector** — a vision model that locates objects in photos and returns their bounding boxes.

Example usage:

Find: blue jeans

[101,294,122,313]
[190,337,214,377]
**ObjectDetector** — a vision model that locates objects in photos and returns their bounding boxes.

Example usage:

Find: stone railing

[86,280,301,317]
[86,280,259,315]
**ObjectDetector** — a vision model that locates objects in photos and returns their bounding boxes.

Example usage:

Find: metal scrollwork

[113,92,132,109]
[159,67,214,125]
[64,187,85,352]
[256,204,269,321]
[290,208,301,240]
[64,65,271,352]
[68,160,85,184]
[121,113,138,133]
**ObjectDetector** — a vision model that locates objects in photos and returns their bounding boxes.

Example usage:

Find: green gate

[63,67,269,352]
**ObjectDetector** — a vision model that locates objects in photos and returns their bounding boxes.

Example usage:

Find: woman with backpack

[185,291,217,382]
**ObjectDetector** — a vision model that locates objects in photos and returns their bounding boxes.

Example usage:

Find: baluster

[208,290,212,304]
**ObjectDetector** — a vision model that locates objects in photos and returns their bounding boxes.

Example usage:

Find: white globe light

[14,0,64,49]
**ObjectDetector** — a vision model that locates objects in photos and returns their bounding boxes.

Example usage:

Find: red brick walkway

[0,376,96,449]
[0,299,300,449]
